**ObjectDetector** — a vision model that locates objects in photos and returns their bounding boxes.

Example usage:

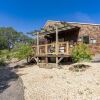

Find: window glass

[90,38,96,44]
[90,39,93,44]
[93,39,96,44]
[83,36,89,44]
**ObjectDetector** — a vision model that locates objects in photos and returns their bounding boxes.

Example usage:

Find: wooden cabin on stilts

[32,20,100,68]
[32,21,80,68]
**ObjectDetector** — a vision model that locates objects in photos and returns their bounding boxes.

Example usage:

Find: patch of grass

[0,58,7,67]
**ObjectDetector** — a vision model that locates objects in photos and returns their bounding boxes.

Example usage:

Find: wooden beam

[45,38,48,55]
[55,26,59,67]
[37,32,39,55]
[58,57,64,64]
[37,32,39,65]
[56,26,59,55]
[66,41,69,55]
[56,57,58,67]
[45,57,48,64]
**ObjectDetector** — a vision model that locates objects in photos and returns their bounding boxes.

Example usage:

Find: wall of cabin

[70,23,100,54]
[45,21,100,55]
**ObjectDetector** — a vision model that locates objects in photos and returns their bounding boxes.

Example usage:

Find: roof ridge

[44,20,100,26]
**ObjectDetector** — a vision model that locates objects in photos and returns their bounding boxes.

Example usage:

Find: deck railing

[32,41,72,56]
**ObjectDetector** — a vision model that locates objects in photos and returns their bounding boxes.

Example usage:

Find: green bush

[0,58,7,66]
[72,44,92,62]
[14,43,33,63]
[0,50,11,61]
[0,50,6,66]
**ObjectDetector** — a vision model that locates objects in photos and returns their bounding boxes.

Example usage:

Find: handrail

[33,42,68,47]
[32,41,70,55]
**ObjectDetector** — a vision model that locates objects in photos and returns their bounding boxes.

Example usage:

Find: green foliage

[0,58,7,66]
[0,36,8,49]
[0,49,14,65]
[0,26,33,65]
[0,27,33,50]
[15,43,33,62]
[3,50,13,60]
[0,50,10,59]
[72,44,92,62]
[0,50,7,66]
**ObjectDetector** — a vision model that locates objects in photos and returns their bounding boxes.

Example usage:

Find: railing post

[45,39,48,55]
[66,41,69,55]
[37,32,39,55]
[45,44,47,55]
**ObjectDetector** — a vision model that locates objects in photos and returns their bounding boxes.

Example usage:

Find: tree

[0,27,33,50]
[15,43,33,63]
[0,36,8,50]
[72,44,92,62]
[26,31,36,44]
[0,50,7,66]
[0,27,20,50]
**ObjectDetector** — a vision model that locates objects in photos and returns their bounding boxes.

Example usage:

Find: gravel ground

[17,62,100,100]
[0,67,24,100]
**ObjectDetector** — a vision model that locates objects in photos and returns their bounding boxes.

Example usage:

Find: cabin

[32,20,100,68]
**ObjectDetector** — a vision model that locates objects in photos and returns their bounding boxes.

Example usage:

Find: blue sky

[0,0,100,33]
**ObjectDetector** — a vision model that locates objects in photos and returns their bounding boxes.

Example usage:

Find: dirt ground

[17,62,100,100]
[0,67,24,100]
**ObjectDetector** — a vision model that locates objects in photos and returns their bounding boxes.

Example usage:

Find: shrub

[72,44,92,62]
[0,50,12,61]
[0,50,8,66]
[14,43,33,63]
[0,58,7,66]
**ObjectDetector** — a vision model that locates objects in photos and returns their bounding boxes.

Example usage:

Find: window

[93,39,96,44]
[90,38,96,44]
[83,35,89,44]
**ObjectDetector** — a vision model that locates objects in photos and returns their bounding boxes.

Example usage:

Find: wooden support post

[45,45,47,55]
[56,26,59,55]
[37,32,39,65]
[37,32,39,55]
[45,57,48,63]
[66,41,69,55]
[45,39,48,67]
[58,57,64,64]
[56,57,58,67]
[55,26,59,67]
[45,39,48,55]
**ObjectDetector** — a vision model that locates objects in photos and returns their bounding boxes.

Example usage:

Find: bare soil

[0,62,24,100]
[17,62,100,100]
